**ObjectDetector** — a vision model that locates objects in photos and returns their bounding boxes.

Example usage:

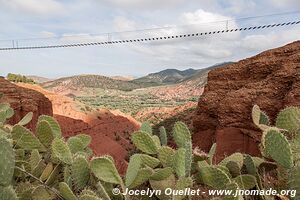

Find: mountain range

[37,62,232,93]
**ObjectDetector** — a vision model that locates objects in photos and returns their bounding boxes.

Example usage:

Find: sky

[0,0,299,78]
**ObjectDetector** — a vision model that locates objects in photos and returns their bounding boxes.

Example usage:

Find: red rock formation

[18,83,140,174]
[0,78,53,130]
[193,41,300,162]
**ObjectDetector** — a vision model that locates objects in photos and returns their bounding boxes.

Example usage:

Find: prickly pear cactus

[38,115,62,138]
[159,126,168,146]
[40,162,54,181]
[0,136,15,186]
[91,156,122,185]
[125,154,142,187]
[233,175,257,190]
[131,131,158,154]
[252,104,270,130]
[17,112,33,126]
[140,121,153,135]
[12,125,45,151]
[0,186,18,200]
[208,143,216,165]
[71,154,90,190]
[197,166,231,189]
[138,154,160,168]
[128,167,153,189]
[173,121,191,148]
[219,153,244,170]
[36,120,54,148]
[96,181,112,200]
[276,106,300,134]
[158,146,175,167]
[289,166,300,200]
[67,137,85,154]
[59,182,78,200]
[51,138,73,165]
[150,167,173,181]
[173,148,186,178]
[264,128,293,169]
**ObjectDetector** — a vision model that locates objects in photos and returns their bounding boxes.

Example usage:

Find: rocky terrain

[193,40,300,162]
[0,78,52,130]
[1,80,140,173]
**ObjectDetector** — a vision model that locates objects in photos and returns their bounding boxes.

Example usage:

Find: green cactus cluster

[2,92,300,200]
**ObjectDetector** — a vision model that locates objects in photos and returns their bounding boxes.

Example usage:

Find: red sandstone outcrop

[0,78,52,130]
[18,83,140,173]
[193,41,300,162]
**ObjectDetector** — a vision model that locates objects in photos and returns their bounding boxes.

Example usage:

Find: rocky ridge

[193,41,300,161]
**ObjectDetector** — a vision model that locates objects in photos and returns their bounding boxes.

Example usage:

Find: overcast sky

[0,0,299,78]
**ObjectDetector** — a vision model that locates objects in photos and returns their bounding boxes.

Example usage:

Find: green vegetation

[42,75,153,92]
[1,91,300,199]
[75,88,190,115]
[7,73,35,84]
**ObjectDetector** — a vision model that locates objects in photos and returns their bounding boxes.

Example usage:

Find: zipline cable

[0,20,299,51]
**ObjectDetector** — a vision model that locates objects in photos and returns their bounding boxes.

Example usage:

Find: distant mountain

[110,76,134,81]
[27,75,52,83]
[180,62,234,87]
[42,74,141,92]
[132,68,199,85]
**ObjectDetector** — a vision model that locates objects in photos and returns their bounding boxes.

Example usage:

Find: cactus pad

[197,166,231,189]
[59,182,78,200]
[0,186,18,200]
[173,121,191,148]
[40,162,54,182]
[125,154,141,187]
[38,115,62,138]
[158,146,175,167]
[52,138,73,165]
[128,167,153,189]
[91,156,122,184]
[172,148,186,177]
[67,137,85,154]
[18,112,33,126]
[276,106,300,134]
[150,167,173,181]
[71,154,90,190]
[233,175,257,190]
[36,120,54,148]
[138,154,160,168]
[131,131,158,154]
[0,136,15,186]
[12,125,45,151]
[289,166,300,200]
[140,121,153,135]
[159,126,168,146]
[219,153,244,169]
[264,128,293,169]
[208,143,216,165]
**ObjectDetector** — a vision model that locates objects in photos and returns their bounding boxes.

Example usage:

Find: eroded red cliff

[0,78,53,130]
[193,41,300,161]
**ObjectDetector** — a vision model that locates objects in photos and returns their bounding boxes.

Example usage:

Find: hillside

[132,68,198,85]
[180,62,234,87]
[27,75,52,83]
[42,74,141,93]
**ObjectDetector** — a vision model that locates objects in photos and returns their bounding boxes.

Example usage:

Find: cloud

[113,16,137,31]
[180,9,232,24]
[240,26,300,51]
[110,9,240,64]
[268,0,300,8]
[102,0,185,10]
[0,0,64,15]
[225,0,256,14]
